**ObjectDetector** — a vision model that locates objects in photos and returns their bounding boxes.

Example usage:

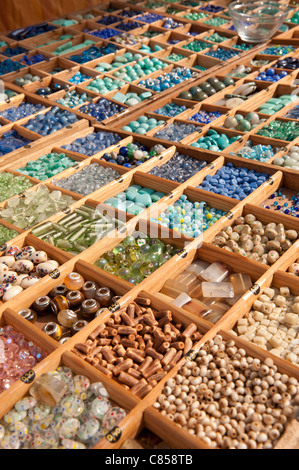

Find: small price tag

[21,369,35,384]
[184,349,197,361]
[250,283,261,295]
[49,269,60,280]
[108,302,120,313]
[106,426,122,443]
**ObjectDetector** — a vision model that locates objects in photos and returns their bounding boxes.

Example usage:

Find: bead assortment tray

[1,0,299,450]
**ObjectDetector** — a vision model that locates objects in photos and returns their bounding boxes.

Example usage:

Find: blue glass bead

[205,47,240,61]
[2,46,27,57]
[117,21,143,31]
[20,54,48,66]
[0,130,32,156]
[0,59,25,76]
[197,164,268,200]
[8,23,56,40]
[68,72,91,85]
[79,99,125,121]
[0,103,46,122]
[62,132,121,156]
[149,152,207,183]
[90,28,121,39]
[24,107,78,136]
[134,13,164,22]
[97,15,122,25]
[70,44,119,64]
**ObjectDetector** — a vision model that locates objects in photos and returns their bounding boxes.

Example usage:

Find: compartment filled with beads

[0,365,128,448]
[14,267,128,341]
[0,185,76,230]
[152,333,299,449]
[72,294,203,397]
[0,239,67,302]
[94,231,181,285]
[30,202,125,255]
[211,210,299,265]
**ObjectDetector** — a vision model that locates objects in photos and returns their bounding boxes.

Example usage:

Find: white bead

[3,285,23,301]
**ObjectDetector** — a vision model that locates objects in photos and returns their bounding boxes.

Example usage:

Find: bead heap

[0,185,75,230]
[85,77,127,94]
[95,233,180,284]
[0,130,32,157]
[31,205,124,254]
[73,295,202,397]
[101,143,166,168]
[69,44,119,64]
[197,163,269,200]
[232,140,277,163]
[257,120,299,141]
[154,103,187,118]
[272,146,299,170]
[258,95,299,115]
[24,107,78,136]
[138,68,196,93]
[223,113,265,132]
[150,195,226,238]
[52,163,121,196]
[61,132,122,156]
[0,172,33,202]
[105,185,166,215]
[255,68,289,82]
[23,271,121,339]
[191,130,242,152]
[79,99,126,121]
[0,244,61,302]
[0,103,46,122]
[0,324,47,393]
[212,214,298,265]
[122,116,165,134]
[153,334,299,449]
[189,110,222,124]
[0,366,127,448]
[111,57,168,82]
[154,122,200,142]
[0,225,18,245]
[17,153,76,180]
[178,77,235,102]
[234,286,299,364]
[159,259,253,323]
[149,152,208,183]
[57,90,93,109]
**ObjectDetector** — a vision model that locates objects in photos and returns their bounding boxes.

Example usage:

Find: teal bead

[134,193,152,207]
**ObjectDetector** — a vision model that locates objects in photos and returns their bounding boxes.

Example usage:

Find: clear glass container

[229,1,290,43]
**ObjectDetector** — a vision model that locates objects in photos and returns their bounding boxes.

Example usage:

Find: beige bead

[285,230,297,240]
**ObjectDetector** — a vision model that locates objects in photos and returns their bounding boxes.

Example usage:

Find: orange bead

[64,272,85,290]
